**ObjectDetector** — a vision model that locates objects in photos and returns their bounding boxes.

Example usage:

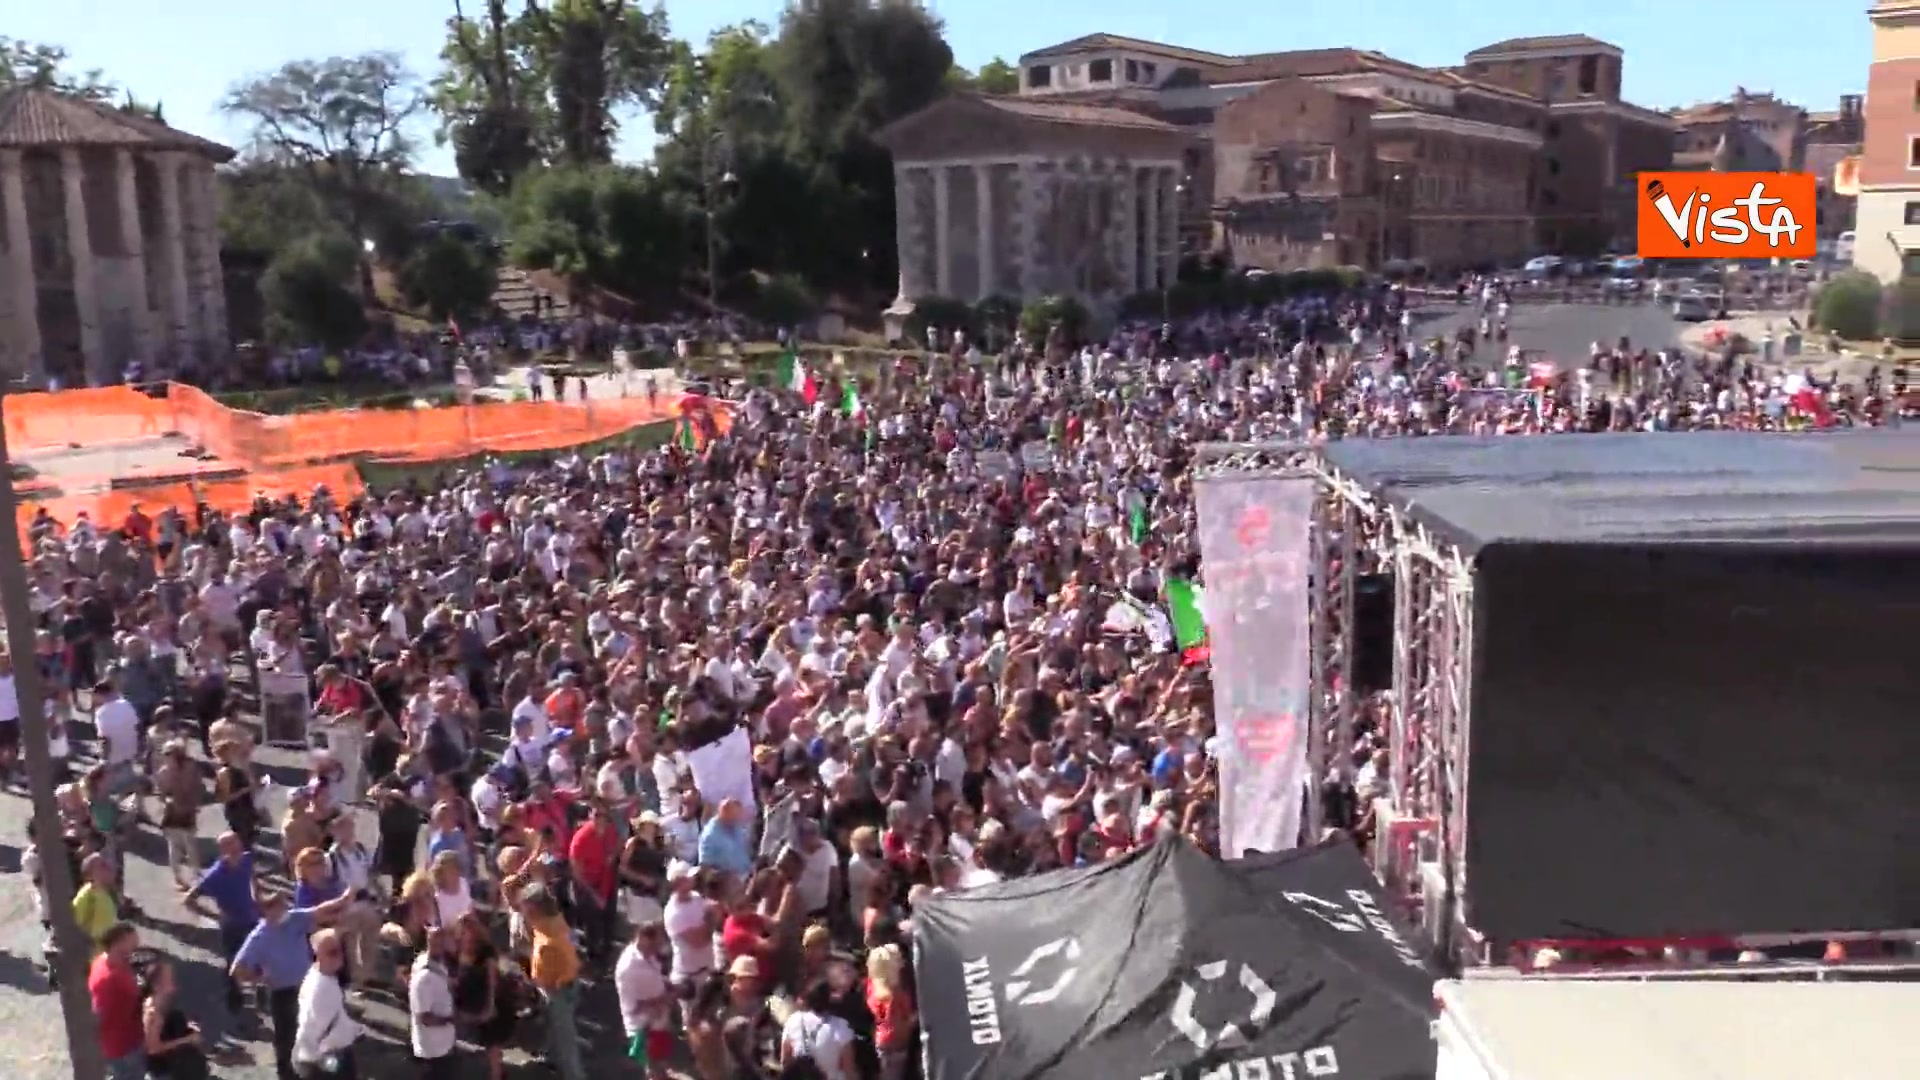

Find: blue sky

[17,0,1868,176]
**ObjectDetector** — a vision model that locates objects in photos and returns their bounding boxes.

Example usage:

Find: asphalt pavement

[0,707,657,1079]
[1412,299,1686,373]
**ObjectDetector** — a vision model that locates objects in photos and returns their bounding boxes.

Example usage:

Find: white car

[1671,294,1713,322]
[1523,255,1564,279]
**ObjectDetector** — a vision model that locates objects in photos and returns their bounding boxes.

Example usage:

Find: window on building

[1913,80,1920,109]
[1907,201,1920,225]
[1546,121,1561,139]
[1125,59,1139,83]
[1910,136,1920,168]
[1543,189,1559,207]
[1089,58,1113,82]
[1577,55,1598,95]
[1027,64,1051,88]
[1905,250,1920,277]
[1141,62,1157,82]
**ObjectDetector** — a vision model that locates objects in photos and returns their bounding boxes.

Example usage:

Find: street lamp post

[1165,174,1192,324]
[0,401,107,1080]
[700,126,735,315]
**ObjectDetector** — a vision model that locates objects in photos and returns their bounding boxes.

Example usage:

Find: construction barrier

[10,382,703,545]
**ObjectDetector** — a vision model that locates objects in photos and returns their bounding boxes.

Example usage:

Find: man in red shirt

[567,800,621,958]
[90,921,145,1078]
[720,881,776,978]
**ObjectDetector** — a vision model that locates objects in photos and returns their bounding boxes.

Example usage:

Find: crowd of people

[3,280,1903,1080]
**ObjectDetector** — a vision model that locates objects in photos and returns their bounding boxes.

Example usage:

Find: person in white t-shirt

[615,922,673,1078]
[662,861,715,1017]
[780,979,857,1080]
[92,681,141,795]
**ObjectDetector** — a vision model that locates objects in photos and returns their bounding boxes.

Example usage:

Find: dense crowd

[3,281,1897,1080]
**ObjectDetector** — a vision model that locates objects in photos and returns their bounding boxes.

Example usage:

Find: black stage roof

[1320,431,1920,550]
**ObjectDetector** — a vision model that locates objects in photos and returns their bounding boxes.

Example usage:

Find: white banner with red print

[1193,473,1315,857]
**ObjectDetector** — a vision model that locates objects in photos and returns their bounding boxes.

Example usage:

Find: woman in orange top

[865,943,916,1080]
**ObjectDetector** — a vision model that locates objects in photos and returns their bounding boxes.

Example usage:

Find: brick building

[1670,90,1809,172]
[1806,95,1864,241]
[1856,0,1920,283]
[1006,30,1675,271]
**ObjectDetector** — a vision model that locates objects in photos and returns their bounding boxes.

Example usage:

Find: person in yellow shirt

[71,852,119,951]
[525,884,584,1080]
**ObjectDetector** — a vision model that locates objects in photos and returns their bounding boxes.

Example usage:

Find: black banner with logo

[913,837,1436,1080]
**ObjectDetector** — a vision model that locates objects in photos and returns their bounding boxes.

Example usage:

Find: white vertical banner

[1193,473,1315,857]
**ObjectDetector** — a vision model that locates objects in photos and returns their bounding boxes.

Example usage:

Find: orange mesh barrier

[4,386,172,451]
[11,383,681,544]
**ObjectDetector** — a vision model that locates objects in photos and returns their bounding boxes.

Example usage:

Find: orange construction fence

[9,382,695,546]
[5,382,678,466]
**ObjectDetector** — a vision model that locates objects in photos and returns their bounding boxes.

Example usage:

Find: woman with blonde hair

[381,869,436,968]
[865,943,916,1080]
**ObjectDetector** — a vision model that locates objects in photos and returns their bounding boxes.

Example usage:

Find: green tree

[0,37,115,100]
[433,0,673,192]
[505,164,695,302]
[1020,294,1090,343]
[398,229,500,322]
[221,53,430,298]
[217,161,332,258]
[261,231,369,349]
[761,0,953,294]
[1814,271,1882,341]
[950,56,1018,94]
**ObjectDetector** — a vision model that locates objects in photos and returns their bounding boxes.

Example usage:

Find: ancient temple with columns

[876,94,1197,306]
[0,88,234,387]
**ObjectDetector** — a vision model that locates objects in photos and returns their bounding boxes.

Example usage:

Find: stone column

[191,165,229,358]
[0,151,40,383]
[1159,166,1180,290]
[114,150,155,367]
[155,153,192,360]
[1018,161,1041,299]
[1116,163,1138,293]
[974,163,995,301]
[932,164,952,297]
[60,148,103,381]
[892,166,919,300]
[1143,167,1161,290]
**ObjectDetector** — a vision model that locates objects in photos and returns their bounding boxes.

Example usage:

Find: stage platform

[1319,431,1920,946]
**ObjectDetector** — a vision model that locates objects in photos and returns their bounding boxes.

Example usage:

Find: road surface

[0,707,662,1078]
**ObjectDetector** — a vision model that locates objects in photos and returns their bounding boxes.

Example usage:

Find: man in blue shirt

[185,832,261,1017]
[232,886,354,1080]
[697,797,754,878]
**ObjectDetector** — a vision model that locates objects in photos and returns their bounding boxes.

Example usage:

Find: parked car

[1671,294,1713,321]
[1523,255,1565,280]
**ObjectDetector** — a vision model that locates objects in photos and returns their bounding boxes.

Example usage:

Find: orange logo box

[1635,172,1817,260]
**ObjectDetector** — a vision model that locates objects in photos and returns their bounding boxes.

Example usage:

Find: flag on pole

[777,350,817,405]
[1164,578,1208,664]
[841,382,863,420]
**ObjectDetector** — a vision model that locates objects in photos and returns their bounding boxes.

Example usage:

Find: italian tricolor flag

[777,350,817,405]
[841,382,863,420]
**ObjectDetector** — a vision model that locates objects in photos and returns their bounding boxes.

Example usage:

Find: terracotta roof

[875,92,1187,149]
[1020,33,1235,67]
[1466,34,1618,57]
[0,88,234,159]
[975,95,1180,131]
[1438,69,1543,103]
